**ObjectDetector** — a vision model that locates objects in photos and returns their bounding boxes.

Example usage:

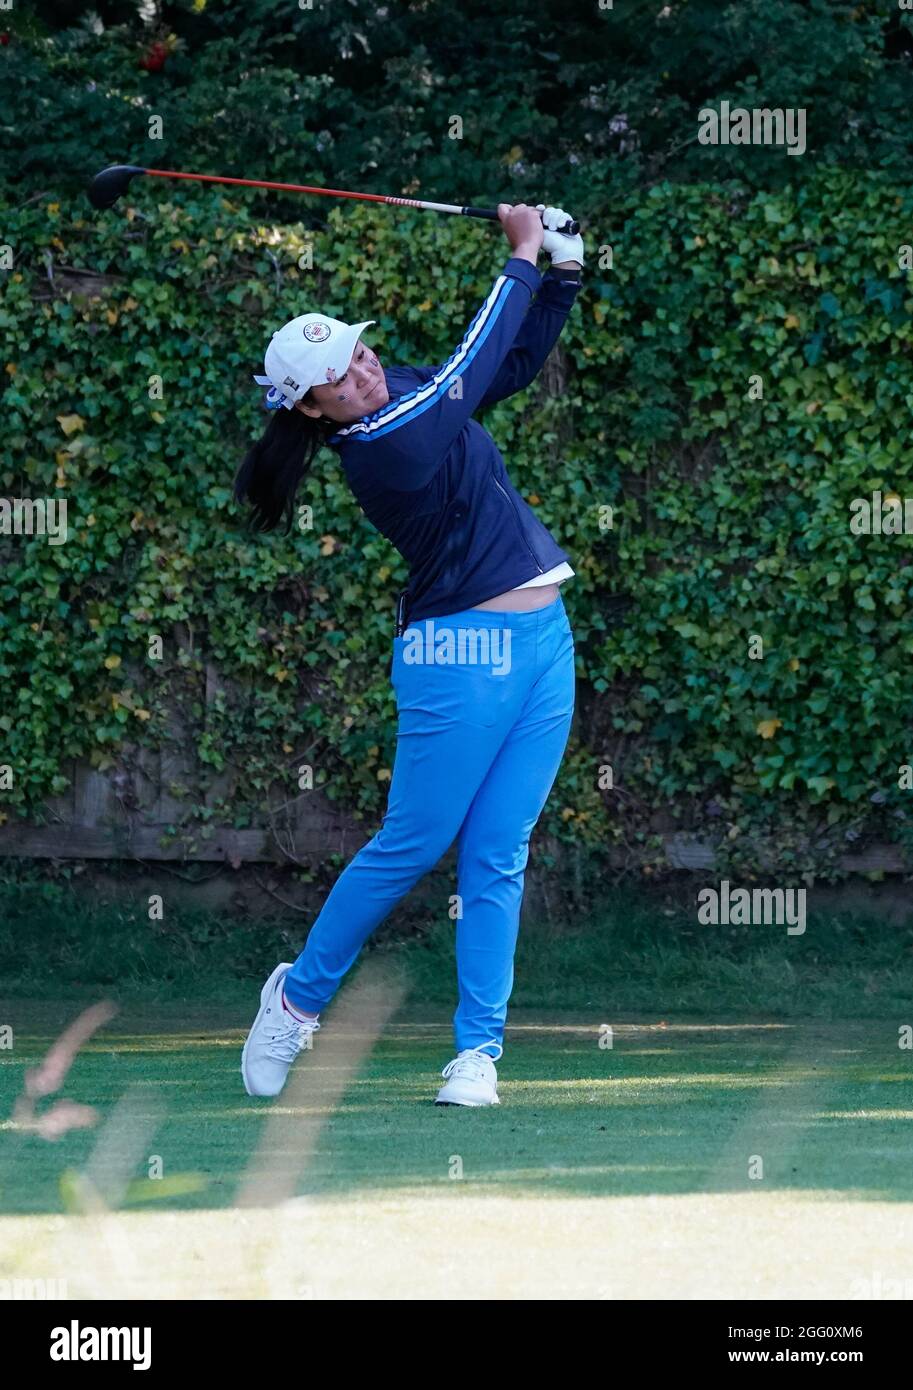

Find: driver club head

[87,164,148,210]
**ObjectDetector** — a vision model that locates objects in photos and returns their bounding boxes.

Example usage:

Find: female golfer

[237,202,584,1105]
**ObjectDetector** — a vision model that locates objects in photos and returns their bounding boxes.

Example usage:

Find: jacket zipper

[493,475,545,573]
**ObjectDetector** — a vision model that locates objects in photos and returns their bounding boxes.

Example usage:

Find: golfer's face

[309,340,390,422]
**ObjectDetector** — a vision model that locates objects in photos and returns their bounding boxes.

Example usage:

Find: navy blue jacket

[327,256,580,622]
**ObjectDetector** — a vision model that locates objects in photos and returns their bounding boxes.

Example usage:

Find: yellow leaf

[320,535,336,556]
[805,401,820,415]
[51,236,65,251]
[527,493,541,505]
[756,718,782,739]
[104,655,122,670]
[134,709,151,721]
[788,658,799,671]
[105,309,119,326]
[417,299,432,312]
[122,297,139,311]
[5,363,16,376]
[47,203,60,215]
[692,235,705,248]
[884,493,902,508]
[57,413,85,437]
[274,669,289,682]
[150,411,166,424]
[561,807,576,821]
[784,314,799,329]
[282,742,293,753]
[376,768,391,781]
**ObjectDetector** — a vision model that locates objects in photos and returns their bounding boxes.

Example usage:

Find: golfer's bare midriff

[470,583,560,612]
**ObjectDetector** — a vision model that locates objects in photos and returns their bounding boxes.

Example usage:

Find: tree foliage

[2,1,913,212]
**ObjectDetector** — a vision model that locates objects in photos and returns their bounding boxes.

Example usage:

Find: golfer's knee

[377,825,453,879]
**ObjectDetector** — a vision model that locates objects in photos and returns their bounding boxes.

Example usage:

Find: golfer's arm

[511,240,582,274]
[512,241,541,266]
[475,266,582,410]
[512,247,582,271]
[358,260,540,491]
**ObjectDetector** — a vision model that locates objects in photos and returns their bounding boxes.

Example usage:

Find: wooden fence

[1,767,908,874]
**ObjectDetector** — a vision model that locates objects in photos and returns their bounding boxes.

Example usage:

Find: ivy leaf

[56,413,85,437]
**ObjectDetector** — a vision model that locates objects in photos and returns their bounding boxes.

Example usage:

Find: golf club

[87,163,580,234]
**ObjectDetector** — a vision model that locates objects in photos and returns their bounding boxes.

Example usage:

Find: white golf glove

[536,204,585,267]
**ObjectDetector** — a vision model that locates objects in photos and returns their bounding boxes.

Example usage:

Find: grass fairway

[2,998,912,1298]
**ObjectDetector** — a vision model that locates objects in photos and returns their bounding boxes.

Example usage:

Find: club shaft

[140,168,579,234]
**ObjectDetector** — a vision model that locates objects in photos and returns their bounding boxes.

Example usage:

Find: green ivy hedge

[1,165,912,880]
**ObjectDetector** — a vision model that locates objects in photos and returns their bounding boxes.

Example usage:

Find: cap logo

[303,323,331,343]
[282,375,300,390]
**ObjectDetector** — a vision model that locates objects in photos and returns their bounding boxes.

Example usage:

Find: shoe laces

[266,1015,320,1064]
[441,1045,501,1082]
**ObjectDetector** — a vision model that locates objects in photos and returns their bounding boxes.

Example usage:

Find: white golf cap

[253,312,376,411]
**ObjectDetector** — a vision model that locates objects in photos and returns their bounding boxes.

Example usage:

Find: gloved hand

[536,204,585,267]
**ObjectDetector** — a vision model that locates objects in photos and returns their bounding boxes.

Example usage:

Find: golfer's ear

[295,398,322,420]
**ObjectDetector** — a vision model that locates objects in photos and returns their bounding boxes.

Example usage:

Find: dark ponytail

[234,397,335,535]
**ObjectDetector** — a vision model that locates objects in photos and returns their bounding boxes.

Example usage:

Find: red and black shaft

[87,164,580,234]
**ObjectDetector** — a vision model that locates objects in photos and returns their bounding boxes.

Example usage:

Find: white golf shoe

[241,963,320,1097]
[435,1046,502,1106]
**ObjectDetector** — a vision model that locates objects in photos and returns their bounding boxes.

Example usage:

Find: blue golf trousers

[281,593,576,1060]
